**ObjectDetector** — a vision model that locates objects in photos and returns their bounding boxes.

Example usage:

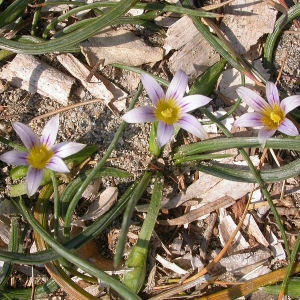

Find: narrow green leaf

[14,197,142,300]
[264,3,300,70]
[175,153,233,164]
[262,277,300,297]
[175,137,300,159]
[195,157,300,183]
[0,279,59,299]
[0,0,136,54]
[149,122,162,157]
[0,0,32,28]
[0,217,20,289]
[114,171,152,267]
[0,180,141,266]
[189,59,227,96]
[123,173,163,293]
[64,144,98,166]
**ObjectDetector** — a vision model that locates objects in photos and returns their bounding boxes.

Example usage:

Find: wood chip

[219,213,250,253]
[81,28,163,67]
[164,16,220,78]
[217,248,271,273]
[220,0,277,55]
[156,254,188,275]
[243,213,269,247]
[57,53,127,111]
[0,54,75,105]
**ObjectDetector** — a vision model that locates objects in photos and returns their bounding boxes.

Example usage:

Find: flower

[122,70,212,147]
[234,82,300,144]
[0,115,85,196]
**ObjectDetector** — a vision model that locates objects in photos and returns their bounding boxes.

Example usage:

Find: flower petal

[258,128,276,145]
[141,73,165,105]
[26,167,44,196]
[280,95,300,114]
[166,70,188,102]
[157,122,174,147]
[0,150,28,166]
[266,82,280,106]
[177,114,207,139]
[47,156,70,173]
[234,112,264,127]
[41,115,59,147]
[236,86,267,112]
[52,142,86,158]
[122,106,155,123]
[12,122,39,150]
[277,118,299,136]
[179,95,212,113]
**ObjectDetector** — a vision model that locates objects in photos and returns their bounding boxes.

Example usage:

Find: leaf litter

[0,0,299,299]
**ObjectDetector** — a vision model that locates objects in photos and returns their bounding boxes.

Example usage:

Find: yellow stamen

[261,104,285,130]
[154,98,181,125]
[27,144,53,169]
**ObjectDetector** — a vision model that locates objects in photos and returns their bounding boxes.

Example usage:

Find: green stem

[279,235,300,297]
[50,171,60,241]
[114,171,152,267]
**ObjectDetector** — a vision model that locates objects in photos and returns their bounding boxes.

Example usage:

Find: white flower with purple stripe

[234,82,300,144]
[0,115,85,196]
[123,70,212,147]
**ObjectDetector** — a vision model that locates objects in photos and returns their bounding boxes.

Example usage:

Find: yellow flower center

[261,104,285,130]
[27,144,53,169]
[154,98,181,125]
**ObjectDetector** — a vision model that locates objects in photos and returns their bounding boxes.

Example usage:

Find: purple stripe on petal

[179,95,211,113]
[52,142,85,158]
[47,156,70,173]
[234,112,264,127]
[280,95,300,114]
[12,122,39,150]
[278,118,299,136]
[141,73,165,105]
[0,150,28,166]
[236,87,267,112]
[41,115,59,147]
[26,167,44,196]
[157,122,174,147]
[258,128,276,146]
[177,114,207,139]
[122,106,155,123]
[166,70,188,102]
[266,82,280,106]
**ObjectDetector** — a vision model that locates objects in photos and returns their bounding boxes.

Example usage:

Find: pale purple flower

[234,82,300,144]
[0,115,85,196]
[122,70,212,147]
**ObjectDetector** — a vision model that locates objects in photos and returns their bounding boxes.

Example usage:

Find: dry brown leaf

[81,28,163,67]
[162,171,253,209]
[73,187,118,223]
[159,195,235,226]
